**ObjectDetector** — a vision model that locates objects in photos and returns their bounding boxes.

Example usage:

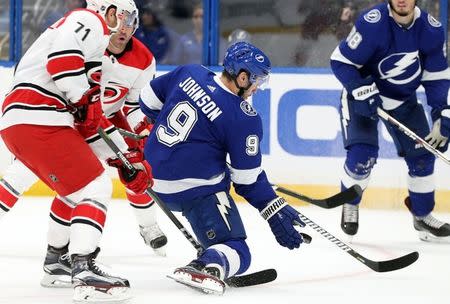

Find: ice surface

[0,197,449,304]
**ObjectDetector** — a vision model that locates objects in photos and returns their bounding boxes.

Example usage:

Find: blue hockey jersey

[330,3,450,112]
[139,64,277,210]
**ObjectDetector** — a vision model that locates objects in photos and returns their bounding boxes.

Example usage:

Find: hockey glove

[426,107,450,150]
[349,80,382,120]
[70,86,103,133]
[133,117,154,150]
[425,119,448,149]
[107,149,153,194]
[259,197,305,249]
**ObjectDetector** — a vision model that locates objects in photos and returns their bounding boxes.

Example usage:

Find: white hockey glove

[425,119,448,149]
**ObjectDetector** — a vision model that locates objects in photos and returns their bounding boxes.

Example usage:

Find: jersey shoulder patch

[240,101,257,116]
[427,14,442,28]
[363,9,381,24]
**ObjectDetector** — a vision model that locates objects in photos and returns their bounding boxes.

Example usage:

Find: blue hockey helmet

[223,42,271,89]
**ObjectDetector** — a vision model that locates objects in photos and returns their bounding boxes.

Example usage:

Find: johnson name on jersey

[0,9,109,131]
[330,3,450,111]
[139,64,276,210]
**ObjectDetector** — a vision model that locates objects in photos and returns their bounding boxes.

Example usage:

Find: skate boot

[72,248,131,303]
[40,244,72,288]
[413,214,450,242]
[167,261,225,295]
[139,224,168,256]
[404,196,450,242]
[341,203,359,236]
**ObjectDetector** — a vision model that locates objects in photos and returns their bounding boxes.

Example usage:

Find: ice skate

[341,203,359,236]
[139,224,168,256]
[413,214,450,243]
[72,248,131,303]
[167,261,225,295]
[41,244,72,288]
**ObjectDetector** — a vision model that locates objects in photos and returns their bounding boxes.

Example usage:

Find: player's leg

[1,125,131,301]
[41,195,75,288]
[339,91,379,236]
[126,190,168,256]
[83,122,168,255]
[384,102,450,242]
[168,191,249,294]
[0,159,39,217]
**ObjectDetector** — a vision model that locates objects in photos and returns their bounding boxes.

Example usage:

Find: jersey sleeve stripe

[52,69,86,81]
[140,83,164,111]
[330,46,363,68]
[47,55,85,77]
[229,166,262,185]
[48,49,84,59]
[422,69,450,81]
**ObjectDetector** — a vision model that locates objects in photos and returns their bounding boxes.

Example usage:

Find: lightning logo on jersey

[378,51,421,85]
[216,194,232,231]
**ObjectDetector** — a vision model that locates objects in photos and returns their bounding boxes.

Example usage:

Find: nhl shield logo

[240,101,257,116]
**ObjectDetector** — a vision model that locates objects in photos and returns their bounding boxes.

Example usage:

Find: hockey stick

[272,184,362,209]
[117,127,145,140]
[97,127,276,287]
[377,108,450,165]
[297,210,419,272]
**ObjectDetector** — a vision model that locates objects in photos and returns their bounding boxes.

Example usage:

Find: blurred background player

[138,41,309,295]
[0,0,152,302]
[330,0,450,242]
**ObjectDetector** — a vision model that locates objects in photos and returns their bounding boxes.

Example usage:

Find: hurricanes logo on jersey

[378,51,421,85]
[102,83,129,104]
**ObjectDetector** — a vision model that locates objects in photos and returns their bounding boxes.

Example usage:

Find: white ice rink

[0,197,449,304]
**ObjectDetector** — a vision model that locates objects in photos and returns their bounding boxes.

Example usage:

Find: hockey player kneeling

[138,41,310,295]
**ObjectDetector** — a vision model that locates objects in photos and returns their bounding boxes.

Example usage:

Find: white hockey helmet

[86,0,138,33]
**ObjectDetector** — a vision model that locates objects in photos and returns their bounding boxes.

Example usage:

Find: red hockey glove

[70,86,103,133]
[133,117,154,150]
[107,149,153,194]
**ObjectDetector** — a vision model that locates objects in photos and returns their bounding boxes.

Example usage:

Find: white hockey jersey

[84,37,156,160]
[100,36,156,130]
[0,9,109,131]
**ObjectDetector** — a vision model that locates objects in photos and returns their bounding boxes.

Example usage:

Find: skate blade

[167,273,224,295]
[73,285,131,303]
[418,231,450,243]
[152,245,167,257]
[40,274,73,288]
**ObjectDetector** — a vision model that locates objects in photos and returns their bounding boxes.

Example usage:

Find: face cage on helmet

[250,74,270,90]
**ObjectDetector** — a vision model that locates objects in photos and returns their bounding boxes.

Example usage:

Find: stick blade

[225,269,277,287]
[323,185,362,208]
[369,251,419,272]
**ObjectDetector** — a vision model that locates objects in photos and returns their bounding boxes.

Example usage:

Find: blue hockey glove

[259,197,305,249]
[350,82,382,120]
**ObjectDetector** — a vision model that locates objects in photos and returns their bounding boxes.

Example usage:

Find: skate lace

[343,204,359,223]
[422,214,445,229]
[141,224,164,239]
[91,260,113,277]
[60,253,71,264]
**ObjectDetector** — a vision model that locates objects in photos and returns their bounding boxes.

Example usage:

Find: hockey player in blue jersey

[138,42,308,294]
[330,0,450,242]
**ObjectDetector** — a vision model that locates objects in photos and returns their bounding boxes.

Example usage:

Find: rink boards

[1,66,449,211]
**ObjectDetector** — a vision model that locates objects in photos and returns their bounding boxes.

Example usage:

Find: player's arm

[124,57,157,135]
[421,20,450,149]
[46,10,108,104]
[226,116,305,250]
[330,11,382,119]
[138,65,182,121]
